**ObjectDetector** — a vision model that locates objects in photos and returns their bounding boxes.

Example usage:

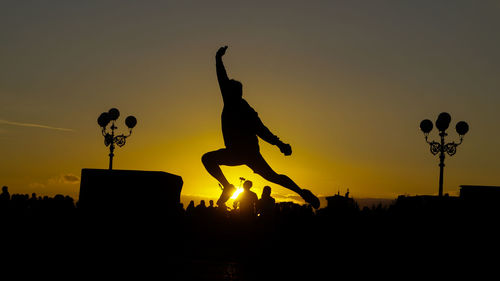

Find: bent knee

[201,152,212,165]
[202,151,221,166]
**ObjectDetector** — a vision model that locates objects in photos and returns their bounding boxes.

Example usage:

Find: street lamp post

[97,108,137,170]
[419,112,469,197]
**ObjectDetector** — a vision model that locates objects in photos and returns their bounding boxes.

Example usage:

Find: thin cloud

[48,174,81,185]
[62,174,80,184]
[0,119,74,132]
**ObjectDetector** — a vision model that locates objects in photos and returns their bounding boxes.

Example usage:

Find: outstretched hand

[278,143,292,156]
[216,46,228,58]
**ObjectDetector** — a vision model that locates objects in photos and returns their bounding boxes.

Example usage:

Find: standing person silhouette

[202,46,320,209]
[233,180,258,217]
[257,186,276,218]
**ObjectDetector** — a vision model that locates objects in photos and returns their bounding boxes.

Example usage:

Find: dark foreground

[1,196,499,280]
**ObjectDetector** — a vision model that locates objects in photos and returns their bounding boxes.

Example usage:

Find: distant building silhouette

[326,190,356,209]
[459,185,500,214]
[320,190,359,218]
[460,185,500,201]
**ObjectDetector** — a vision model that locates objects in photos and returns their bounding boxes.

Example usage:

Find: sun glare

[231,187,244,200]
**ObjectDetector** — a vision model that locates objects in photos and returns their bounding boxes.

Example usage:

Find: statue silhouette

[202,46,320,209]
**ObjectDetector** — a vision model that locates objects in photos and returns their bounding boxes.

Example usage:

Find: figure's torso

[221,99,259,152]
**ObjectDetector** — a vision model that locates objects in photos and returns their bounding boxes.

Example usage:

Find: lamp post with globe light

[97,108,137,170]
[419,112,469,197]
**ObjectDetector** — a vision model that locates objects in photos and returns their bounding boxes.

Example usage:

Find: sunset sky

[1,0,499,205]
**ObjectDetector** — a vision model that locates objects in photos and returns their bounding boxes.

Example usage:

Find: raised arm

[216,46,229,94]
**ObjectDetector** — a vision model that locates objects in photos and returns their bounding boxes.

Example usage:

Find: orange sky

[1,1,500,205]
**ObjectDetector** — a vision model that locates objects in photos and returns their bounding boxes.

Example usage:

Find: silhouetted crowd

[3,182,499,226]
[1,184,496,280]
[183,198,315,223]
[0,186,76,219]
[0,183,318,222]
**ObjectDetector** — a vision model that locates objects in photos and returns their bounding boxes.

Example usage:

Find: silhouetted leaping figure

[202,46,320,209]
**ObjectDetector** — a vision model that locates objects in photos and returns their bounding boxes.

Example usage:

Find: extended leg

[248,155,302,193]
[248,154,320,209]
[202,149,245,207]
[202,149,234,188]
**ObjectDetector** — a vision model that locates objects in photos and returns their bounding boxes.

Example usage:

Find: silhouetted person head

[209,200,214,207]
[186,200,196,215]
[0,186,9,201]
[262,186,272,198]
[243,180,253,190]
[199,200,206,207]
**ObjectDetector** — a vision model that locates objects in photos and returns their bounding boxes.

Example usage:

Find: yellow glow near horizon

[2,1,500,203]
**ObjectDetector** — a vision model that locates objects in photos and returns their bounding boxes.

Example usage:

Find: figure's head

[2,186,7,193]
[262,186,271,197]
[209,200,214,206]
[228,79,243,100]
[243,180,253,190]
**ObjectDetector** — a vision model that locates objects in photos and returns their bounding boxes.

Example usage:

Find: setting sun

[1,1,499,279]
[1,0,499,212]
[230,187,244,200]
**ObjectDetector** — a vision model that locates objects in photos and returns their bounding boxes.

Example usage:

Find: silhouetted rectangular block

[78,169,183,215]
[460,185,500,201]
